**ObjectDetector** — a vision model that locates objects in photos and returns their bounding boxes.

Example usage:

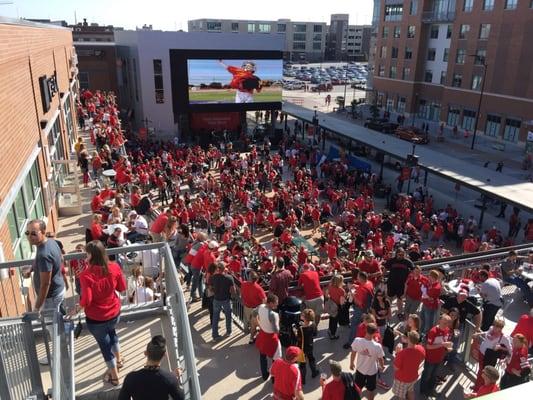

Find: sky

[0,0,374,31]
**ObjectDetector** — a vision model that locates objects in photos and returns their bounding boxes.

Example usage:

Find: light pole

[342,56,348,109]
[469,55,488,150]
[406,140,417,194]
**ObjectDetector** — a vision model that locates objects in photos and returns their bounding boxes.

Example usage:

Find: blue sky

[188,59,282,85]
[1,0,373,30]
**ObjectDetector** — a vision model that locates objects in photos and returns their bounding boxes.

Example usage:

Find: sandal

[104,373,119,386]
[117,358,125,370]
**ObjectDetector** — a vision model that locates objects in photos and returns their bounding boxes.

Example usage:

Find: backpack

[340,372,362,400]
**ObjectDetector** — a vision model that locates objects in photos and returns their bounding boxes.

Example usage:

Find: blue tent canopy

[327,146,371,173]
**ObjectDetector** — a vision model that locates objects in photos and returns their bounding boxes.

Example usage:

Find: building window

[313,33,322,42]
[531,0,533,8]
[462,109,477,130]
[384,4,404,21]
[427,48,436,61]
[452,73,463,87]
[410,0,418,15]
[424,70,433,83]
[430,25,439,39]
[463,0,473,12]
[448,106,461,126]
[397,97,406,113]
[231,22,239,31]
[405,47,413,59]
[483,0,494,11]
[247,23,256,33]
[258,24,271,33]
[293,42,306,50]
[277,24,286,32]
[294,24,307,32]
[440,71,447,84]
[471,74,483,90]
[459,24,470,39]
[475,49,487,64]
[391,47,399,58]
[206,22,222,31]
[503,118,521,142]
[314,25,323,32]
[443,48,450,62]
[485,114,501,137]
[293,33,306,41]
[479,24,491,39]
[407,25,416,38]
[402,67,411,80]
[312,42,321,50]
[78,72,89,90]
[153,59,164,104]
[379,65,385,77]
[393,26,401,38]
[505,0,517,9]
[382,26,389,38]
[381,46,387,58]
[456,49,466,64]
[389,66,398,79]
[446,25,452,39]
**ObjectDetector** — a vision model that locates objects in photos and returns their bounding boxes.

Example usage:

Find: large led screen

[187,59,282,104]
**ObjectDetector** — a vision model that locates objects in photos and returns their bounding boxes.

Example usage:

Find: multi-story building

[0,18,79,315]
[188,18,327,62]
[345,25,373,60]
[326,14,350,60]
[372,0,533,146]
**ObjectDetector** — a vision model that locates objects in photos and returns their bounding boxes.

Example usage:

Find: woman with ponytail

[78,240,126,386]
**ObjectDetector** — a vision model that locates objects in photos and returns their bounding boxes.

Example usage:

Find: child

[465,366,500,398]
[296,308,320,384]
[218,60,261,103]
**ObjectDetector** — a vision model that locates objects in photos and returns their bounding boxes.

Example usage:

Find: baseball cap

[208,240,219,249]
[285,346,301,360]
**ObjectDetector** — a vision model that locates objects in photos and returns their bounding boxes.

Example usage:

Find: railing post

[0,339,13,400]
[22,315,45,399]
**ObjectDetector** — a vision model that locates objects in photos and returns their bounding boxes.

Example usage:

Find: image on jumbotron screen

[187,59,282,104]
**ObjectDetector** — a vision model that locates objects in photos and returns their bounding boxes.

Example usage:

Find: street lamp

[469,55,488,150]
[406,139,417,194]
[342,57,349,109]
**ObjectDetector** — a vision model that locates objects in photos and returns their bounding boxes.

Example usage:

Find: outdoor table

[519,263,533,281]
[292,235,316,255]
[447,278,481,298]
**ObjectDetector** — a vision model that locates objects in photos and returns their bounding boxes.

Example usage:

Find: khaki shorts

[304,296,324,319]
[243,306,259,333]
[392,379,417,398]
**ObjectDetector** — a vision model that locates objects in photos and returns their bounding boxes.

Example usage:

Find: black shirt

[384,257,414,286]
[210,273,234,301]
[442,295,480,323]
[118,368,184,400]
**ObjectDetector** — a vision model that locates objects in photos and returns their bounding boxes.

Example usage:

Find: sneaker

[377,379,390,390]
[212,335,222,342]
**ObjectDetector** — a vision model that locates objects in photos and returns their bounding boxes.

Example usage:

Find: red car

[394,126,430,144]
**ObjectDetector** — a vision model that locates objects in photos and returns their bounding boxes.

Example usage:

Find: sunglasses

[25,231,40,237]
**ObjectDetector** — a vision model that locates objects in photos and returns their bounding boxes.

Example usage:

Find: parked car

[311,82,333,92]
[364,118,399,134]
[394,126,430,144]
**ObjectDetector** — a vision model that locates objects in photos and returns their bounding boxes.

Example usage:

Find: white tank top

[257,304,279,334]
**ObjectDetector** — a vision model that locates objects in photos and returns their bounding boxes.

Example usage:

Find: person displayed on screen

[218,60,261,103]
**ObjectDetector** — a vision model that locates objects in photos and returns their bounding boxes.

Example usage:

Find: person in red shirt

[321,360,362,400]
[150,209,171,242]
[392,331,426,400]
[344,271,374,349]
[298,264,324,330]
[403,266,426,316]
[79,240,126,386]
[420,314,453,397]
[240,271,266,343]
[465,366,500,398]
[511,310,533,349]
[357,250,382,285]
[90,214,107,242]
[500,333,530,389]
[326,275,346,340]
[420,270,442,334]
[270,346,304,400]
[91,191,105,213]
[130,186,142,209]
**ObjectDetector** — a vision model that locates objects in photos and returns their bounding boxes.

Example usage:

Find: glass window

[452,73,463,87]
[7,207,19,245]
[424,70,433,83]
[258,24,271,33]
[410,0,418,15]
[427,48,436,61]
[463,0,473,12]
[384,4,404,21]
[440,71,447,84]
[293,42,306,50]
[313,42,321,50]
[462,109,477,130]
[459,24,470,39]
[503,118,521,142]
[294,24,307,32]
[390,66,398,79]
[383,26,389,38]
[443,48,450,62]
[277,24,286,32]
[456,49,466,64]
[206,22,222,31]
[394,26,401,38]
[405,47,413,59]
[531,0,533,8]
[153,59,162,75]
[14,191,27,233]
[403,67,411,80]
[23,174,35,206]
[471,75,483,90]
[446,25,452,39]
[430,25,439,39]
[153,59,164,104]
[407,25,416,38]
[231,22,239,31]
[314,25,323,32]
[293,33,306,41]
[391,47,399,58]
[448,107,461,126]
[475,49,487,64]
[397,97,406,113]
[378,65,385,77]
[30,162,41,197]
[505,0,517,9]
[485,114,501,137]
[248,23,256,33]
[479,24,491,39]
[483,0,494,11]
[381,46,387,58]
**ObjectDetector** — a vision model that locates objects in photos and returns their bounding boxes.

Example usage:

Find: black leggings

[298,351,318,384]
[329,315,339,336]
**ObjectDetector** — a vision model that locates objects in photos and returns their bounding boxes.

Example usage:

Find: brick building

[372,0,533,146]
[0,18,79,316]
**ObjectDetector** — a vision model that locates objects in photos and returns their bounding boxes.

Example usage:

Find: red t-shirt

[150,213,168,234]
[425,326,451,363]
[394,345,426,382]
[511,315,533,347]
[241,281,266,308]
[270,359,301,400]
[421,281,442,310]
[505,346,529,374]
[405,274,427,301]
[476,383,499,396]
[328,286,346,305]
[131,192,141,208]
[322,378,346,400]
[298,270,323,300]
[356,322,382,342]
[79,262,126,321]
[357,259,381,278]
[354,281,374,309]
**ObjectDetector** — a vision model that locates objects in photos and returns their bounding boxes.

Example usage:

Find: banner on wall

[190,112,241,132]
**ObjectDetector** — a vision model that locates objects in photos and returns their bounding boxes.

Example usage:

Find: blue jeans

[346,305,364,344]
[420,360,440,395]
[421,306,438,334]
[212,299,232,338]
[86,315,120,369]
[190,268,204,299]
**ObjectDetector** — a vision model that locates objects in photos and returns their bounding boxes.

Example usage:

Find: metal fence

[51,311,75,400]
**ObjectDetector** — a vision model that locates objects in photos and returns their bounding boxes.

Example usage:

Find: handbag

[324,298,339,318]
[295,327,306,363]
[74,315,83,339]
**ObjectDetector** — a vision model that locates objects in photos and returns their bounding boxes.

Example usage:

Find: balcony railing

[422,10,456,23]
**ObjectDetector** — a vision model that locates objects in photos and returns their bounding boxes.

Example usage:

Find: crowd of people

[25,88,532,399]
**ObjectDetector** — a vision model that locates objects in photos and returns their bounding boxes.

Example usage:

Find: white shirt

[479,328,512,355]
[134,216,149,234]
[480,278,502,306]
[351,337,384,375]
[257,304,279,334]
